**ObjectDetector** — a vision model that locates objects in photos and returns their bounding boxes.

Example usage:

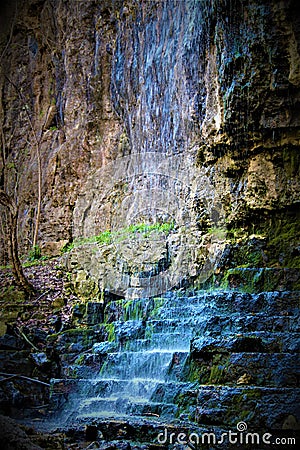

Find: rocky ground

[0,257,86,449]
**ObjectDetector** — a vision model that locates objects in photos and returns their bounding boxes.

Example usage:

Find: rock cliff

[0,0,299,295]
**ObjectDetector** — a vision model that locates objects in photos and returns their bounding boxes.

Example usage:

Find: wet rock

[48,315,62,333]
[85,424,98,441]
[115,320,146,344]
[30,352,50,368]
[93,341,116,355]
[72,303,86,319]
[48,327,99,353]
[86,302,104,325]
[191,335,266,357]
[68,342,84,353]
[0,334,24,350]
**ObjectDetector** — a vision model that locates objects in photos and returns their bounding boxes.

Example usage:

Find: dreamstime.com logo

[157,421,297,447]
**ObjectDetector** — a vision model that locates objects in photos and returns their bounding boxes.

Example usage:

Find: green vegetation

[224,209,300,271]
[0,285,27,303]
[207,226,227,239]
[27,245,41,261]
[208,364,226,384]
[104,323,116,342]
[62,221,175,254]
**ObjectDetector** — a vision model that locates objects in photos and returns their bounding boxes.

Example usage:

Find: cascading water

[50,292,193,424]
[111,0,204,155]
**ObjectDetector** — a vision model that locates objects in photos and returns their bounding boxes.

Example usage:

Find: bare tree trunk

[5,76,44,253]
[32,144,42,249]
[0,189,34,295]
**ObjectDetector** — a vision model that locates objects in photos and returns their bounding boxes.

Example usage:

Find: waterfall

[111,0,203,155]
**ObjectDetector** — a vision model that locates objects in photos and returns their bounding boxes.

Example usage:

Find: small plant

[28,245,41,261]
[96,230,112,245]
[61,242,75,253]
[207,226,227,239]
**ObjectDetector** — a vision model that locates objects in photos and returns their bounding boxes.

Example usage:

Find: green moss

[62,221,175,253]
[47,326,94,345]
[149,297,165,318]
[0,285,27,303]
[96,230,112,245]
[267,216,300,268]
[207,226,227,240]
[104,323,115,342]
[122,298,145,321]
[226,389,261,425]
[174,389,198,418]
[74,354,86,365]
[208,364,225,384]
[186,359,201,382]
[227,210,299,270]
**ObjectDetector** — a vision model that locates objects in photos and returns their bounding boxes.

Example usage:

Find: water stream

[52,291,194,424]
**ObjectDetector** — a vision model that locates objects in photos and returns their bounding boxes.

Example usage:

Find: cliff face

[0,0,299,293]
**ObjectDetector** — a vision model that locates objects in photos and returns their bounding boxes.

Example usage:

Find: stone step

[206,331,300,353]
[77,395,149,414]
[125,334,190,351]
[129,402,178,418]
[148,313,299,335]
[188,352,300,387]
[98,349,180,380]
[111,290,299,324]
[61,348,188,385]
[49,378,191,414]
[191,332,300,356]
[51,377,159,399]
[158,300,299,320]
[175,385,300,429]
[150,381,197,404]
[59,327,299,379]
[75,395,178,419]
[158,290,300,315]
[50,378,186,401]
[226,352,300,387]
[60,347,189,379]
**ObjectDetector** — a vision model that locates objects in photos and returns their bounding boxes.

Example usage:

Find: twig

[0,375,17,382]
[0,372,50,387]
[69,346,94,363]
[33,289,52,303]
[29,404,49,409]
[16,327,39,351]
[86,442,100,449]
[143,412,160,417]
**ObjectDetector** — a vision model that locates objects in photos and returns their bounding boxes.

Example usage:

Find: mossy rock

[222,267,300,292]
